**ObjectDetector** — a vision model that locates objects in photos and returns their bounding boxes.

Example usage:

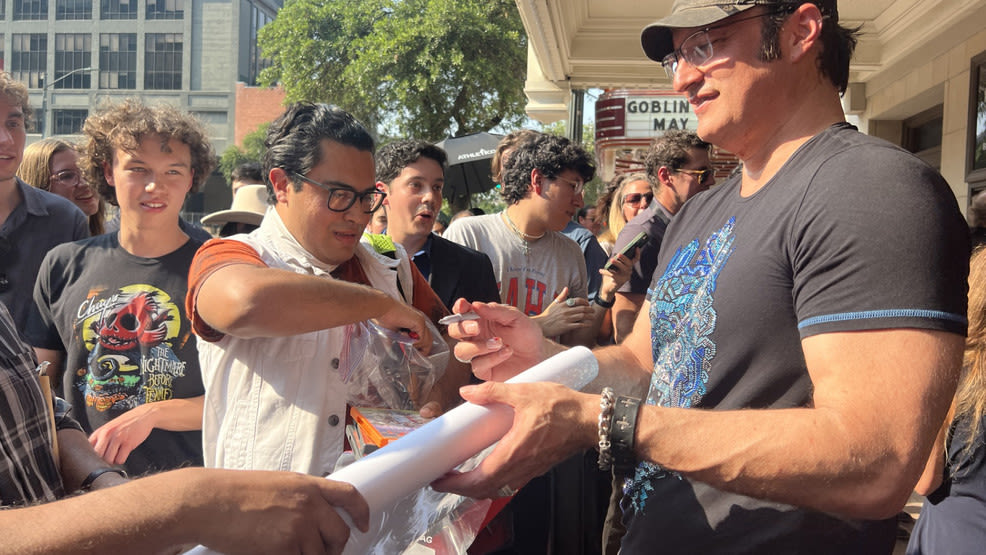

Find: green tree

[258,0,527,141]
[218,124,269,184]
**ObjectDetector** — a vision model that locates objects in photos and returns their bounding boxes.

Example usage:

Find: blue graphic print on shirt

[625,217,736,513]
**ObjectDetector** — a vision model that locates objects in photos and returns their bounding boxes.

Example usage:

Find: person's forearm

[629,342,961,519]
[632,404,919,519]
[0,470,198,554]
[612,293,644,343]
[588,342,651,396]
[141,395,205,431]
[198,265,398,338]
[57,429,129,492]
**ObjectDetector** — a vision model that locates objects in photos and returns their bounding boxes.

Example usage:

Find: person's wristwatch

[80,467,129,491]
[593,292,615,309]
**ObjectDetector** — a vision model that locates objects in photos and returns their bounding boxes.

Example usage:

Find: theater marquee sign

[596,92,699,140]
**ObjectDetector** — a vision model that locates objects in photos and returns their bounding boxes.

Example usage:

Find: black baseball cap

[640,0,839,62]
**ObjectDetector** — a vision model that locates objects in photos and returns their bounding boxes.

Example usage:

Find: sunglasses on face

[674,168,715,183]
[623,192,655,206]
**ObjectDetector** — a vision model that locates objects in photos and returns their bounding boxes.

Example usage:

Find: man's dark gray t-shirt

[621,123,969,553]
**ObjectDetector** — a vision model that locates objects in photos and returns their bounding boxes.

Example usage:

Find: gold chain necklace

[501,211,545,256]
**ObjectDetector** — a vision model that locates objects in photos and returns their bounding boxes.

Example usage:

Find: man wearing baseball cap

[437,1,969,552]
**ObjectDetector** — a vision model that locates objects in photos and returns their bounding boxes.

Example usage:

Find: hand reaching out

[532,287,594,338]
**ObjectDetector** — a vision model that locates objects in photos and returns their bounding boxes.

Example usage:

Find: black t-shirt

[26,233,204,475]
[620,123,969,553]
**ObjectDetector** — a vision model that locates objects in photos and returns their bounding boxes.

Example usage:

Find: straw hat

[201,184,268,227]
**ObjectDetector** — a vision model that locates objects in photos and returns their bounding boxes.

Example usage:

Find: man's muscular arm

[630,328,961,518]
[441,299,961,518]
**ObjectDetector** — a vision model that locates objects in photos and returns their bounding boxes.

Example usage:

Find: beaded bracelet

[597,387,615,470]
[611,395,642,472]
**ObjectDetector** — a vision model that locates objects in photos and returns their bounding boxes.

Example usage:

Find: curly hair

[80,99,216,207]
[263,103,374,202]
[0,71,33,130]
[499,133,596,205]
[18,138,106,235]
[758,1,858,94]
[645,130,711,183]
[375,140,447,185]
[491,129,540,184]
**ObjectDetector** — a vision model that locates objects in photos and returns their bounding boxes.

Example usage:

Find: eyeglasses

[553,175,585,196]
[51,170,82,187]
[292,173,387,214]
[623,192,654,206]
[661,8,790,80]
[674,168,715,183]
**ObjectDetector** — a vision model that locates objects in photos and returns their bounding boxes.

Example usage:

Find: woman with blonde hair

[18,138,105,235]
[908,247,986,553]
[595,172,652,254]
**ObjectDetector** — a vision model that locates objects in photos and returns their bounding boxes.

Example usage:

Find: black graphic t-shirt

[619,124,969,553]
[27,233,204,475]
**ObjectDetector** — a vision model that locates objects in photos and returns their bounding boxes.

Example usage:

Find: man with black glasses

[611,129,714,342]
[186,103,463,477]
[438,1,969,552]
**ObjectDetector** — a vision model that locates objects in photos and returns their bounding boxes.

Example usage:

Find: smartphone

[605,231,649,271]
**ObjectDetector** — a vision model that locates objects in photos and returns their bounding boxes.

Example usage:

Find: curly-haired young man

[444,132,601,346]
[27,99,214,475]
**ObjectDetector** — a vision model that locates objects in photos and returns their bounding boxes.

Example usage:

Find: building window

[245,3,274,85]
[11,34,47,89]
[99,33,137,90]
[53,109,88,135]
[100,0,136,19]
[146,0,182,19]
[145,33,182,90]
[903,105,943,171]
[0,0,6,20]
[969,53,986,186]
[56,0,92,19]
[54,34,93,89]
[13,0,48,20]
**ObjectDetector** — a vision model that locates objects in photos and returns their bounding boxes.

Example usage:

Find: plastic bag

[336,319,489,554]
[340,319,449,410]
[336,445,494,555]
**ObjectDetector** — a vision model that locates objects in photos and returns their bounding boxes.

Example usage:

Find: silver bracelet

[597,387,615,470]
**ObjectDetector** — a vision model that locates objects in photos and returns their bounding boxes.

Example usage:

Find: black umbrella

[437,132,503,202]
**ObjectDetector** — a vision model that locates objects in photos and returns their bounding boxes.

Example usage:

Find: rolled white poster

[187,345,598,555]
[330,345,599,513]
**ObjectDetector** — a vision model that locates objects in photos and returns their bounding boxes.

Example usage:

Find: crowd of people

[0,1,983,554]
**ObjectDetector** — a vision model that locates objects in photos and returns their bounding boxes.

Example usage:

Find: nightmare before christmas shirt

[26,233,204,475]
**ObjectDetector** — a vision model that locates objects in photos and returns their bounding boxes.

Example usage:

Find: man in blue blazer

[376,140,500,311]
